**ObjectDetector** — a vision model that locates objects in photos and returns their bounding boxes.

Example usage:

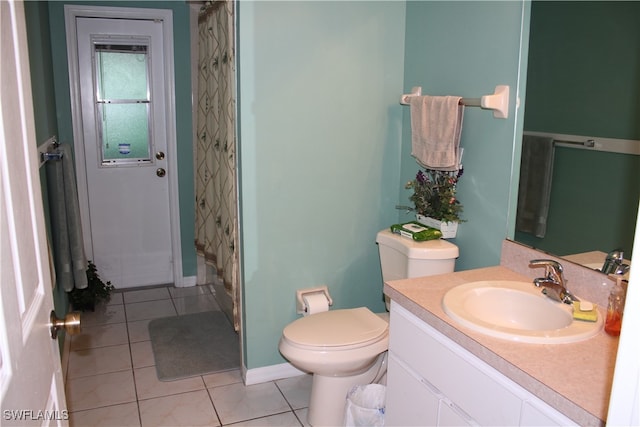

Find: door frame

[64,5,186,286]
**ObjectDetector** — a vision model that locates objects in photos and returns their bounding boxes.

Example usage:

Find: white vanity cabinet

[386,303,578,427]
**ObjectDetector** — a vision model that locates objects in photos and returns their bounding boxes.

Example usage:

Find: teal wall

[47,1,197,278]
[238,1,407,368]
[398,1,530,271]
[238,1,530,369]
[517,1,640,257]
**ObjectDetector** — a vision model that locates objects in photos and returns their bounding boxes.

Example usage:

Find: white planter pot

[416,214,458,239]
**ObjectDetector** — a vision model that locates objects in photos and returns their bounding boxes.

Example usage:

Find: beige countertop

[384,265,619,427]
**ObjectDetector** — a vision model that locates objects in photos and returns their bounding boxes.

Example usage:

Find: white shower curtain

[195,0,240,331]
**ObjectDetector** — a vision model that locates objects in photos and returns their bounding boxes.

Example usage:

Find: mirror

[514,1,640,270]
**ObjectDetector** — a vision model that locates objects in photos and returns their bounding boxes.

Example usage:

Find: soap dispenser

[604,275,627,336]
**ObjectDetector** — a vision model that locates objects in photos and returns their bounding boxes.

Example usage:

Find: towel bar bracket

[38,135,62,166]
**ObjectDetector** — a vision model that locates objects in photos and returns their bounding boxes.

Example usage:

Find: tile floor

[64,285,312,427]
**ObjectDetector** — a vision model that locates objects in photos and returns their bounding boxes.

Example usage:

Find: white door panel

[76,17,173,288]
[1,1,67,424]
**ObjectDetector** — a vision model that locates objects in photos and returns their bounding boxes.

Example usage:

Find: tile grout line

[273,381,305,426]
[122,293,144,427]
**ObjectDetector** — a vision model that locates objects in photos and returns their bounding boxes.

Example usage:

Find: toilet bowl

[279,228,459,426]
[278,307,388,426]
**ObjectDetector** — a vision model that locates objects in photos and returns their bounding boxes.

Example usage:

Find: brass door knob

[156,168,166,177]
[50,311,81,339]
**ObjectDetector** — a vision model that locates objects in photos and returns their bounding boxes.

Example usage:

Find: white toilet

[278,228,459,426]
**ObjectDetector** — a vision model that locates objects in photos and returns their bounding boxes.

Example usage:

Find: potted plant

[405,168,464,238]
[68,261,115,311]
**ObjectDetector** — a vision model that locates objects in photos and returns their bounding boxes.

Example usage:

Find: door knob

[156,168,166,177]
[156,151,165,160]
[50,311,81,339]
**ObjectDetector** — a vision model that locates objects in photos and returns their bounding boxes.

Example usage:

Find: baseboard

[175,275,197,288]
[243,362,308,385]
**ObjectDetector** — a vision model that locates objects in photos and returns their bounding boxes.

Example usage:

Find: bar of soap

[572,301,598,322]
[580,301,593,311]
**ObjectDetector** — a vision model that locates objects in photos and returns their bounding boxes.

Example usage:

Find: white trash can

[344,384,386,426]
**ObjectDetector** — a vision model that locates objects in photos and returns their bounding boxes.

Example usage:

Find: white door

[75,17,173,289]
[0,1,68,424]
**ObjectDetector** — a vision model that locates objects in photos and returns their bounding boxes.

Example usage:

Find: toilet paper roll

[302,293,329,316]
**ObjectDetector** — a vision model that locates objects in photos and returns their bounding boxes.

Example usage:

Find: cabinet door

[386,356,440,426]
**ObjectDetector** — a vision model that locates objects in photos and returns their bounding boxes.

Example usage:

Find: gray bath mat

[149,311,240,381]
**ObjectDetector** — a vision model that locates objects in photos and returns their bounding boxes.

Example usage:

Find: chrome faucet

[601,249,624,274]
[529,259,578,304]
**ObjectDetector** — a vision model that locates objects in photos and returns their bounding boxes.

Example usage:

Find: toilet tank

[376,229,458,282]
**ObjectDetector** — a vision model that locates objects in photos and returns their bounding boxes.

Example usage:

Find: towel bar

[400,85,510,119]
[524,131,640,156]
[41,152,64,162]
[554,139,596,148]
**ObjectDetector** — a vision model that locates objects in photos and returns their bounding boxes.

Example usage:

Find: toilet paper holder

[296,286,333,315]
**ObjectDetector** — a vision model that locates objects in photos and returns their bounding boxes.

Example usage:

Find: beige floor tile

[134,366,205,400]
[69,402,140,427]
[70,322,128,351]
[139,390,220,427]
[79,304,126,327]
[131,341,155,368]
[203,368,243,388]
[227,411,302,426]
[127,319,152,343]
[124,287,171,304]
[66,370,136,412]
[168,285,213,299]
[107,292,124,306]
[173,294,221,315]
[65,286,311,427]
[295,408,310,427]
[275,374,312,410]
[125,299,176,322]
[208,381,290,425]
[68,344,132,379]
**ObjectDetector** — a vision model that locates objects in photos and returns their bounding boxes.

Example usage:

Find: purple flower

[416,170,427,184]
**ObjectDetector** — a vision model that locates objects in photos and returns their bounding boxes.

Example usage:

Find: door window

[94,42,152,165]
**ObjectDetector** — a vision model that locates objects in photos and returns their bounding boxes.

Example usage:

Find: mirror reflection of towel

[410,95,464,171]
[516,135,555,238]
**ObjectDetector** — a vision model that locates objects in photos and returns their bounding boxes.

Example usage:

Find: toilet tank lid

[376,229,459,259]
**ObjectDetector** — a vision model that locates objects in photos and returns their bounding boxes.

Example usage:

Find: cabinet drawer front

[389,304,522,426]
[386,356,440,426]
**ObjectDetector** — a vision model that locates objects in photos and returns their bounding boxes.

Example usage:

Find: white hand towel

[410,95,464,171]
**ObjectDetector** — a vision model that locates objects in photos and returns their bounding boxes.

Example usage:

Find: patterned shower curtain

[195,0,240,331]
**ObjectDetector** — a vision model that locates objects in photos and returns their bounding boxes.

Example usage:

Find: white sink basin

[442,280,603,344]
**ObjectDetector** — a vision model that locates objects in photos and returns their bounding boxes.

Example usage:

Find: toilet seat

[282,307,388,350]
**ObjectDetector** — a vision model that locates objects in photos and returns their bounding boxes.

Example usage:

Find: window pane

[96,45,149,100]
[100,103,150,162]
